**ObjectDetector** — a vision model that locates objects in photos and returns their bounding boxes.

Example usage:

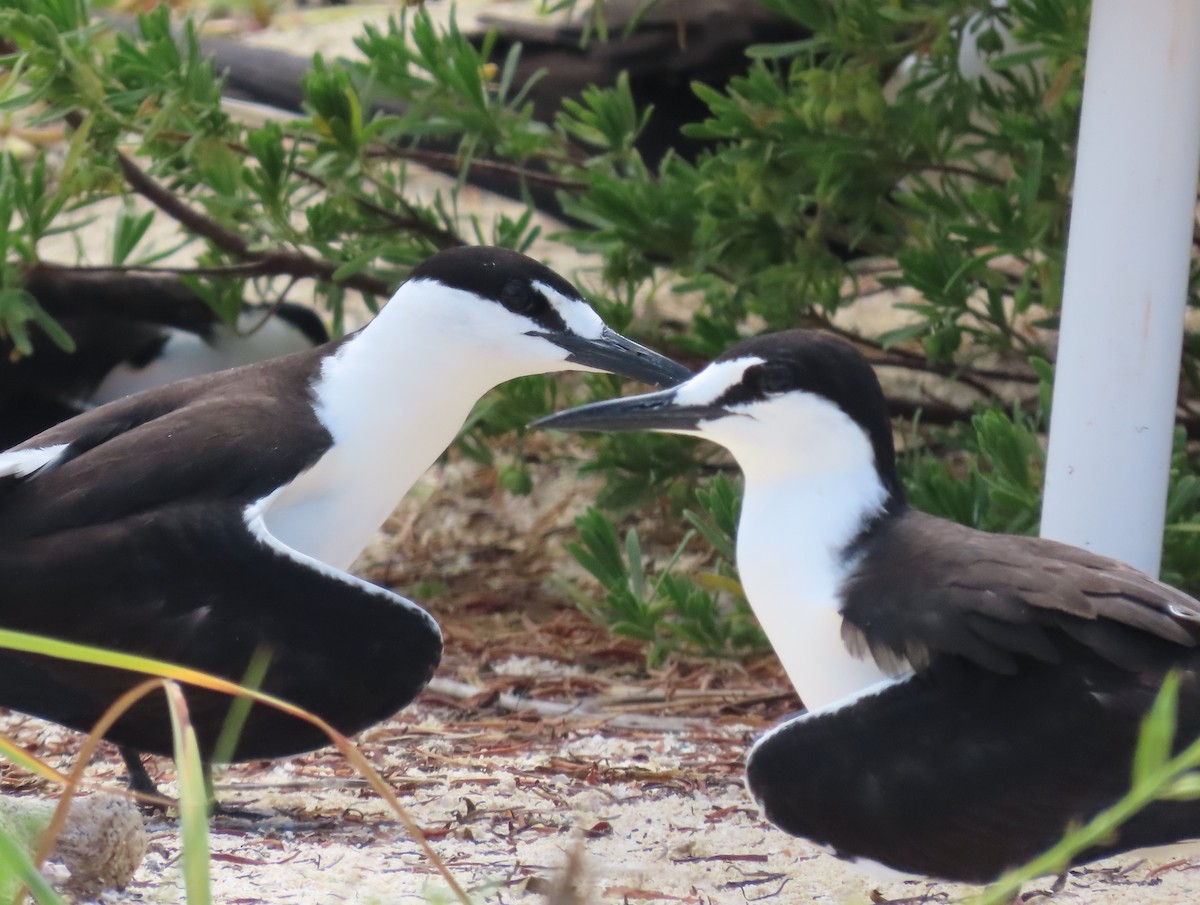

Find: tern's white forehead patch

[674,356,765,407]
[536,281,605,339]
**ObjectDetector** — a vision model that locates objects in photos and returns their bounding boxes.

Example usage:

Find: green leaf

[498,461,533,496]
[211,646,273,767]
[568,508,628,590]
[625,527,645,600]
[0,823,64,905]
[26,299,76,353]
[1133,672,1180,786]
[111,201,155,266]
[1161,772,1200,801]
[164,682,211,905]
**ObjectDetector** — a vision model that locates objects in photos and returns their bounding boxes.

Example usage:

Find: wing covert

[0,496,441,759]
[840,511,1200,676]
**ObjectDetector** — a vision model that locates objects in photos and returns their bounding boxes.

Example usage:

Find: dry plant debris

[8,6,1200,896]
[1,453,1198,904]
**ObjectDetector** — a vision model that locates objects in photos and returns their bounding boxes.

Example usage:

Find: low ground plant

[4,1,1200,893]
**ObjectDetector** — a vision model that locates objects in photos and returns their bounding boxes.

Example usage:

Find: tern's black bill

[539,327,691,388]
[533,388,730,433]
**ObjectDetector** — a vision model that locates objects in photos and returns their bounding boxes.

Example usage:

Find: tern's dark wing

[0,345,440,759]
[839,511,1200,676]
[746,653,1200,882]
[0,489,441,759]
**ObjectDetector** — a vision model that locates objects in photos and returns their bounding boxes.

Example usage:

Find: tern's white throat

[263,278,600,569]
[707,392,900,710]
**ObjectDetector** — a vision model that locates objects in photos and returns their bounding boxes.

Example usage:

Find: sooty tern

[1,286,328,448]
[0,245,690,780]
[535,329,1200,882]
[88,303,328,406]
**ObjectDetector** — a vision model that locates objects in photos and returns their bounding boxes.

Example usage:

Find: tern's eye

[500,279,538,314]
[756,363,794,395]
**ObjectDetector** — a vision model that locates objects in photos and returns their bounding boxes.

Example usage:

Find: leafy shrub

[5,0,1200,645]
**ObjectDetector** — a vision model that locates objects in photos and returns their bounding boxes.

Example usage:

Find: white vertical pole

[1041,0,1200,576]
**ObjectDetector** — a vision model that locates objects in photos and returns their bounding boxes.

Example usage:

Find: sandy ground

[4,457,1200,905]
[6,3,1200,904]
[7,623,1200,905]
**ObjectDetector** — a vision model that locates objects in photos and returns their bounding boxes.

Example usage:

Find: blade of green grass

[0,826,63,905]
[969,673,1200,904]
[29,679,171,897]
[164,682,211,905]
[15,676,211,903]
[211,646,273,767]
[1133,672,1180,784]
[0,628,473,905]
[0,738,66,786]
